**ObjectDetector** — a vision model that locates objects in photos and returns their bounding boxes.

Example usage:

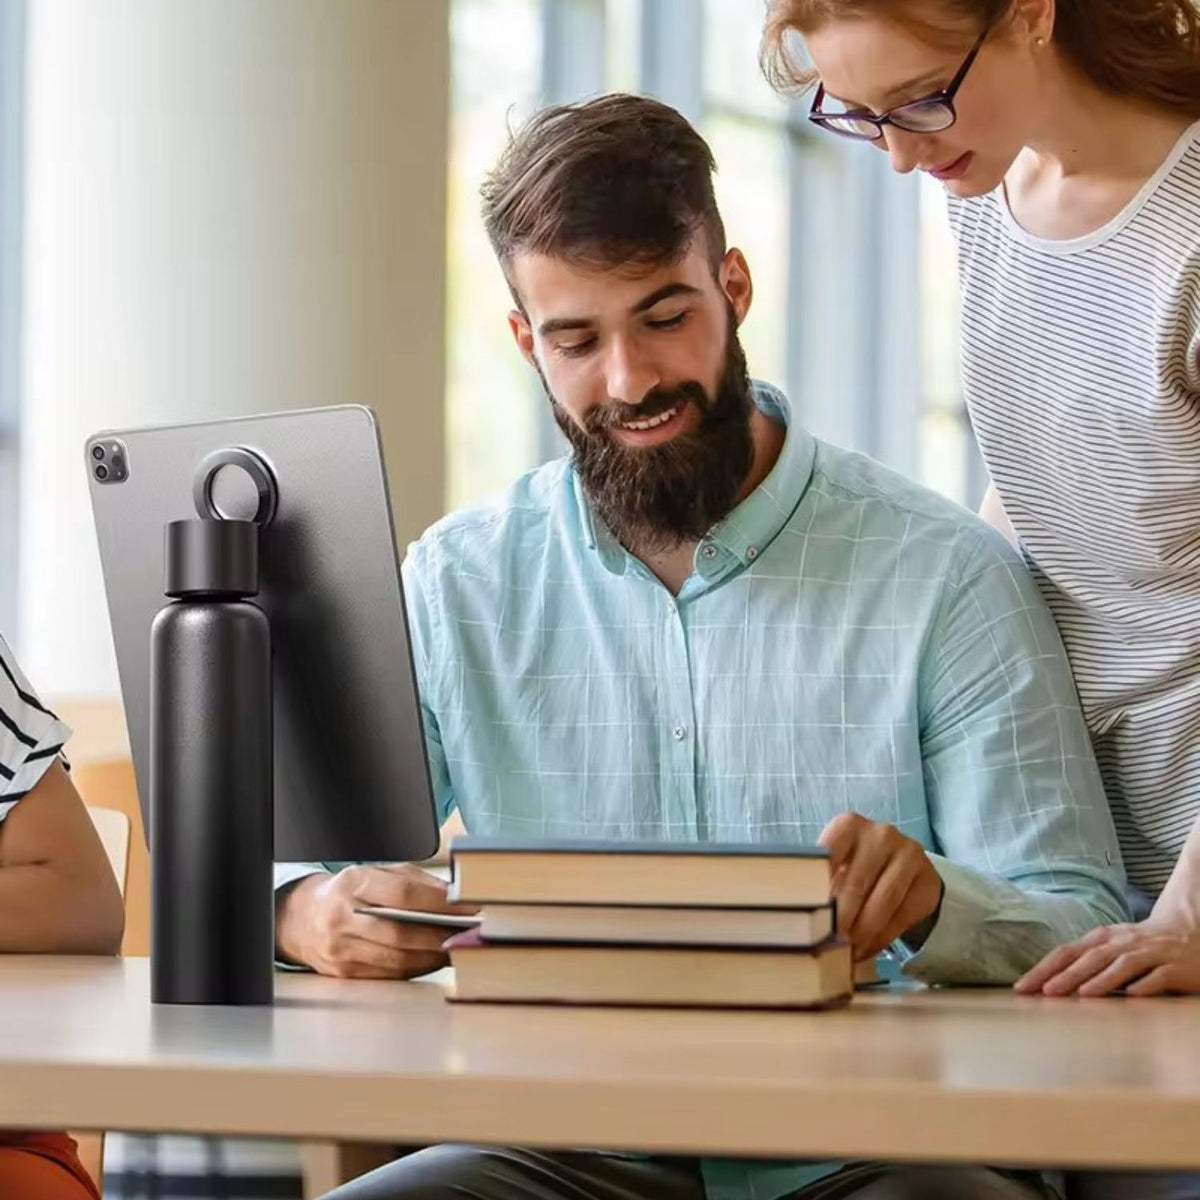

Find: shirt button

[701,543,718,559]
[746,546,758,560]
[671,724,688,741]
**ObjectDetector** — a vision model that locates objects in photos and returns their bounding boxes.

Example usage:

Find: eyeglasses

[808,24,990,142]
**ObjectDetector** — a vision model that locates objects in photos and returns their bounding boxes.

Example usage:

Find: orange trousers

[0,1132,100,1200]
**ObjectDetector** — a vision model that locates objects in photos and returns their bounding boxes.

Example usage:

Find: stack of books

[444,836,854,1009]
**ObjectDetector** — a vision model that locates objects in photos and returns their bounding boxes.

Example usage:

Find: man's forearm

[902,854,1130,985]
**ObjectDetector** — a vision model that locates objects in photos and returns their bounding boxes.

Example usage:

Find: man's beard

[547,314,755,556]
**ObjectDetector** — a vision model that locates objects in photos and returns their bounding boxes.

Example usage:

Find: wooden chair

[40,699,136,1195]
[86,808,130,908]
[74,760,149,960]
[70,801,132,1194]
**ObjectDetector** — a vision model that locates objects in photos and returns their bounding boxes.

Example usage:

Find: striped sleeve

[0,636,72,822]
[1187,256,1200,394]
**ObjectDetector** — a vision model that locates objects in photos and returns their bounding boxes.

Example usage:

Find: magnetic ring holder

[193,447,278,526]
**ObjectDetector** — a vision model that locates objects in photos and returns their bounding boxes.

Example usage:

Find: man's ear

[508,308,538,367]
[720,248,753,327]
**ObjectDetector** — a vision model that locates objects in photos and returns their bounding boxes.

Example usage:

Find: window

[445,0,543,511]
[703,0,790,397]
[918,175,982,504]
[446,0,976,515]
[0,0,26,638]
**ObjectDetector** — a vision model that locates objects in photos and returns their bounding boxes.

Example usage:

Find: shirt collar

[571,380,816,576]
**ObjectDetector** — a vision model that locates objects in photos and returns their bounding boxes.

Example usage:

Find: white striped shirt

[952,119,1200,897]
[0,635,71,822]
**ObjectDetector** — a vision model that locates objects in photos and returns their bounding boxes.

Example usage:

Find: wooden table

[3,957,1199,1171]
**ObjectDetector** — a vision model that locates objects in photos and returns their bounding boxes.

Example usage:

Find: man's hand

[1015,918,1200,997]
[275,864,479,979]
[818,813,944,961]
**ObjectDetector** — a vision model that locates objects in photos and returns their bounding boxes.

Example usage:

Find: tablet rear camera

[91,439,128,483]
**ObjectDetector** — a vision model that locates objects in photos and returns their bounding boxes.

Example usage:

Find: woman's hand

[1015,918,1200,997]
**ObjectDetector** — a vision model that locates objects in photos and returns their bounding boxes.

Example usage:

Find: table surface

[3,956,1200,1169]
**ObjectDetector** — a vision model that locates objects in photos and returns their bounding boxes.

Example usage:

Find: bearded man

[277,92,1127,1200]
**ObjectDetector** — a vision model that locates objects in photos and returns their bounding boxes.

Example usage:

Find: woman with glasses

[761,3,1199,1194]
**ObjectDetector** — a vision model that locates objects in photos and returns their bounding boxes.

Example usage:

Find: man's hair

[481,93,727,290]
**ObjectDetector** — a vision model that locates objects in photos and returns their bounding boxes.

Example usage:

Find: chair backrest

[76,801,132,1197]
[87,806,130,898]
[52,702,140,1197]
[73,759,149,958]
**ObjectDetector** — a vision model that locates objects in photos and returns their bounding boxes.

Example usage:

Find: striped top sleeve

[0,635,72,822]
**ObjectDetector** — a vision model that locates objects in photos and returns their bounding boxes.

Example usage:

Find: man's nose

[603,335,661,407]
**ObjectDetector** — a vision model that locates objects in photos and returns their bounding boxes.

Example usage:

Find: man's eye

[557,338,596,358]
[647,312,688,331]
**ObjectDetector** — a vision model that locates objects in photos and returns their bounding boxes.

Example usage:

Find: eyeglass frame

[807,23,991,142]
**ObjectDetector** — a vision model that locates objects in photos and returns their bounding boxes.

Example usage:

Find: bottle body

[150,597,273,1004]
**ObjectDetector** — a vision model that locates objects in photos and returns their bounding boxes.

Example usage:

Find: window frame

[454,0,979,511]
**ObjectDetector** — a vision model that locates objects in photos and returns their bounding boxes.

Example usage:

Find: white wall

[17,0,448,695]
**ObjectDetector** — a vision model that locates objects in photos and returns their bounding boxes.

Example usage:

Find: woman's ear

[1010,0,1055,46]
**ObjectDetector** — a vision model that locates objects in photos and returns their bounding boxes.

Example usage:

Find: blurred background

[0,0,977,699]
[0,1,977,1196]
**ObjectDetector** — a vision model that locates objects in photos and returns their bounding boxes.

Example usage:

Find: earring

[1034,35,1046,47]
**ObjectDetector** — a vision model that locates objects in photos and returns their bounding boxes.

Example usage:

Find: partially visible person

[0,634,125,1198]
[277,93,1132,1200]
[760,3,1200,1195]
[759,0,1200,1002]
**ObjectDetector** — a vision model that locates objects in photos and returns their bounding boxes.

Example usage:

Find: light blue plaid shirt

[279,383,1127,1199]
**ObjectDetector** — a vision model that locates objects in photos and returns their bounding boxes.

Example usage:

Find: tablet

[86,405,439,862]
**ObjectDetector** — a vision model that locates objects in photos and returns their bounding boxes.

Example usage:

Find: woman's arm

[1154,815,1200,927]
[1016,814,1200,996]
[0,761,124,953]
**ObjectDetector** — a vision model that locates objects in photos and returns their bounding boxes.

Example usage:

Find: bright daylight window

[0,0,26,637]
[447,0,974,516]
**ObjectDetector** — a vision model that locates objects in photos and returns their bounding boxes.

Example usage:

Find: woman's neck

[1001,52,1194,239]
[1019,51,1193,183]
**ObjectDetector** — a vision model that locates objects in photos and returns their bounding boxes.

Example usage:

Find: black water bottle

[150,517,274,1005]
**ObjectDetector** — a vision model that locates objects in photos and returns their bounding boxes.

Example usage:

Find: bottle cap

[164,518,259,598]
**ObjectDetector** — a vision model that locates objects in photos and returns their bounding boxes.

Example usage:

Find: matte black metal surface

[165,518,259,598]
[151,597,273,1004]
[86,406,439,863]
